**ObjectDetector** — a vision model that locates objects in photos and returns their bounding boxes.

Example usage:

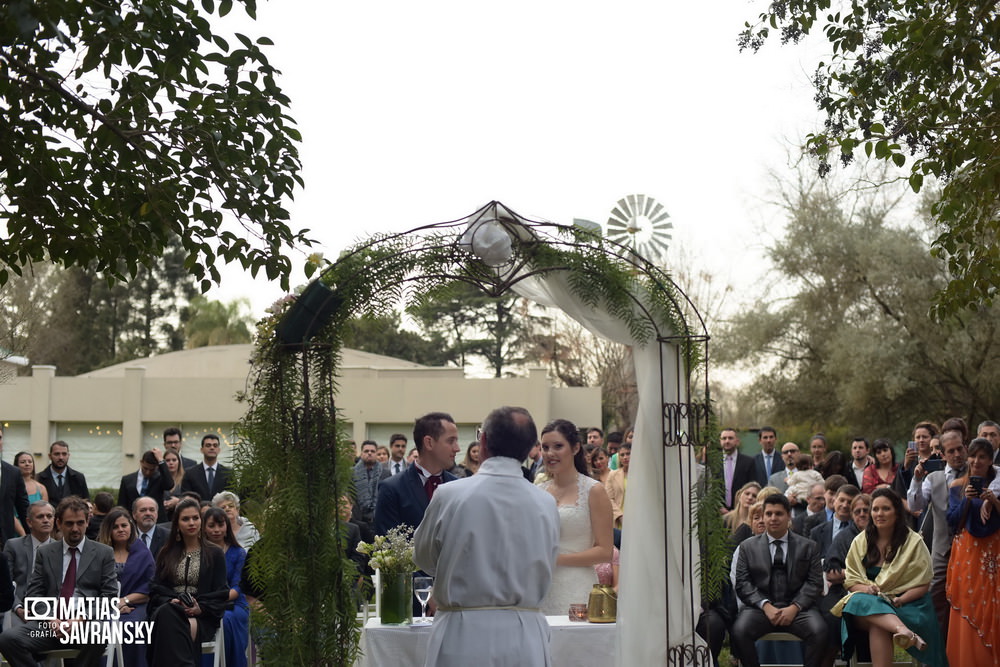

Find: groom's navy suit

[373,463,457,536]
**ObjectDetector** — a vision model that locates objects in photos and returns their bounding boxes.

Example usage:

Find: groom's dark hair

[482,406,537,461]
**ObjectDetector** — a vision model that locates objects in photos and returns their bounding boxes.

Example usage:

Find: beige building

[0,345,600,489]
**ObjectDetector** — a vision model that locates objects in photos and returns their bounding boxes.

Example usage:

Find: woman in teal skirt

[831,488,947,667]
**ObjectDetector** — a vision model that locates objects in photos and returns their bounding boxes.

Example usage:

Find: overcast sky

[209,1,829,322]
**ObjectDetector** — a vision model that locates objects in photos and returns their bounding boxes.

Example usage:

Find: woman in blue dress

[98,507,155,667]
[203,507,248,667]
[831,488,946,667]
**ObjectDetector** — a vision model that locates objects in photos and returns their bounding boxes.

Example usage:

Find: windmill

[605,194,672,263]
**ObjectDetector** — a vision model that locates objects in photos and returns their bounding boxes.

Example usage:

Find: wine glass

[413,575,434,624]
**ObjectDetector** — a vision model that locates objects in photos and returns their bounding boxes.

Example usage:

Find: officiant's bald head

[480,406,537,461]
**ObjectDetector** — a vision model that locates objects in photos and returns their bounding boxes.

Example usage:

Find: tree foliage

[341,311,454,366]
[717,175,1000,436]
[741,0,1000,314]
[0,0,310,290]
[184,295,253,348]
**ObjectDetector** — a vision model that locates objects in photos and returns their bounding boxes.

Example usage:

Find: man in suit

[732,493,826,667]
[977,419,1000,464]
[132,497,169,558]
[0,496,117,667]
[163,426,197,469]
[351,440,389,543]
[524,441,544,481]
[720,428,755,512]
[3,501,55,627]
[0,428,30,544]
[753,426,784,486]
[180,434,230,501]
[374,412,461,535]
[907,428,966,637]
[37,440,89,506]
[768,442,800,493]
[809,484,860,559]
[792,483,828,536]
[117,448,173,521]
[848,437,870,488]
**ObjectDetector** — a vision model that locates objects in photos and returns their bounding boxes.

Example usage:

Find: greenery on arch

[235,207,719,663]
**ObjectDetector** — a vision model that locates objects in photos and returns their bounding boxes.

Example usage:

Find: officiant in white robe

[414,406,560,667]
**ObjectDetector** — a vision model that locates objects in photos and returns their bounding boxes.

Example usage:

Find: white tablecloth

[358,616,616,666]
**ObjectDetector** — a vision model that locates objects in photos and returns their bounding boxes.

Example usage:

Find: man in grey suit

[767,442,801,493]
[0,496,117,667]
[907,428,966,637]
[3,501,55,627]
[733,493,826,667]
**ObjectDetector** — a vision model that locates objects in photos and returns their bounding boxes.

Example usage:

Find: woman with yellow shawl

[945,437,1000,666]
[831,488,947,666]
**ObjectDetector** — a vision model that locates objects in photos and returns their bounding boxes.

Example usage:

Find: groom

[414,406,559,667]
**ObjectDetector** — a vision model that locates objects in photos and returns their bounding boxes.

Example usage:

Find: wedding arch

[237,201,715,666]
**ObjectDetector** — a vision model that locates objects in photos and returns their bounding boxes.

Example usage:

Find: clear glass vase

[379,571,412,625]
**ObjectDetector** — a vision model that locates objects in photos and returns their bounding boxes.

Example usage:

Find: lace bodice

[539,472,599,614]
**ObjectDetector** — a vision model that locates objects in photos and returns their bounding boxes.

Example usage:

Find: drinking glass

[413,575,434,624]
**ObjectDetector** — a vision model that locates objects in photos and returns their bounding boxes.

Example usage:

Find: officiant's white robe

[414,456,560,667]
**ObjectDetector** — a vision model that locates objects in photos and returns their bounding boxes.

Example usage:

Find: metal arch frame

[297,200,713,664]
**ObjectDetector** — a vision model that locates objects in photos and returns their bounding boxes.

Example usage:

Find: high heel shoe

[892,629,926,651]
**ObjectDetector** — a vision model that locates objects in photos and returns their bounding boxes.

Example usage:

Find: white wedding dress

[539,472,599,615]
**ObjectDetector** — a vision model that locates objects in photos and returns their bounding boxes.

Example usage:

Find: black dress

[148,545,228,667]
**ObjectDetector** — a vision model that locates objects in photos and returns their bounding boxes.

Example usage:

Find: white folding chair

[201,623,226,667]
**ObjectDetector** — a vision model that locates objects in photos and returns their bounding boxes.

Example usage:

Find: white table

[358,615,616,666]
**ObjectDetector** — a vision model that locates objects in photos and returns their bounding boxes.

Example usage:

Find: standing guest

[374,446,390,465]
[36,440,89,506]
[0,429,30,543]
[162,449,187,519]
[213,491,260,551]
[753,427,784,487]
[818,450,849,480]
[0,496,116,667]
[525,441,544,482]
[900,421,939,492]
[99,507,155,667]
[810,435,829,471]
[605,431,624,470]
[862,439,899,493]
[406,448,419,465]
[590,447,612,487]
[940,417,968,445]
[731,494,827,667]
[3,501,54,627]
[720,428,756,511]
[118,448,174,522]
[769,443,800,492]
[374,413,460,536]
[350,441,389,541]
[848,438,871,489]
[147,497,228,667]
[945,437,1000,666]
[133,496,170,558]
[831,488,946,667]
[586,427,604,449]
[976,420,1000,464]
[181,434,230,501]
[906,428,966,637]
[163,427,198,469]
[203,507,249,667]
[11,451,43,538]
[456,442,481,477]
[605,441,631,529]
[385,433,408,476]
[537,418,614,615]
[414,406,560,667]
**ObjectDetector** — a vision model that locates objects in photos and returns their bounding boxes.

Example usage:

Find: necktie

[424,475,442,500]
[207,466,215,490]
[724,456,735,507]
[765,454,772,478]
[771,540,788,605]
[60,547,78,599]
[57,474,64,489]
[142,533,150,549]
[140,476,149,495]
[394,462,401,475]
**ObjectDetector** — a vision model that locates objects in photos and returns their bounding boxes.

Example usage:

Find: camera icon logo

[24,597,58,621]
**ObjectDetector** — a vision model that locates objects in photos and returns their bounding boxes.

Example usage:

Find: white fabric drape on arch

[512,271,701,666]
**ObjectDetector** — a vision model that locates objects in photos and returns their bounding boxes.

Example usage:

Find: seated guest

[811,484,861,667]
[147,498,228,667]
[0,496,115,667]
[99,507,155,667]
[86,491,114,540]
[732,493,826,667]
[810,484,861,559]
[792,483,828,536]
[3,501,55,628]
[213,491,260,550]
[203,507,249,667]
[831,488,946,667]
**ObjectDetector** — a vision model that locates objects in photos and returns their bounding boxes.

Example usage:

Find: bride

[538,419,614,615]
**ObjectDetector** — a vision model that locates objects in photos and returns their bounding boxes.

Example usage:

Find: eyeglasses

[852,508,870,515]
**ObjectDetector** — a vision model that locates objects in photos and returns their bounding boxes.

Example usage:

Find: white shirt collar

[63,537,86,555]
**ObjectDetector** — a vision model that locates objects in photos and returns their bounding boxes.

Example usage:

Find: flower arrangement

[357,525,415,576]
